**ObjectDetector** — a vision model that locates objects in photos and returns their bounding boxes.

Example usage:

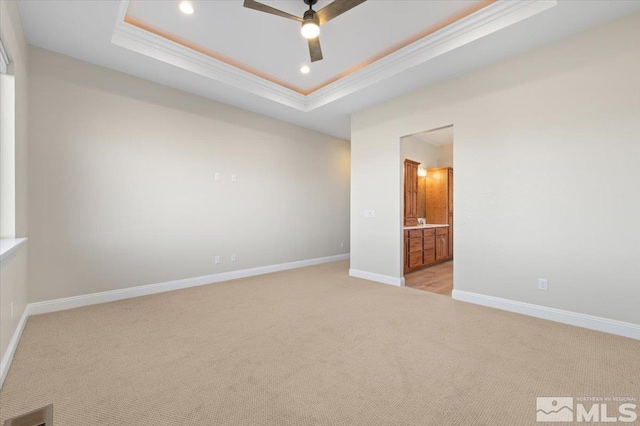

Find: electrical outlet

[364,210,375,218]
[215,256,221,264]
[231,254,236,262]
[214,172,220,181]
[340,241,344,248]
[538,279,548,291]
[10,302,13,321]
[231,174,237,182]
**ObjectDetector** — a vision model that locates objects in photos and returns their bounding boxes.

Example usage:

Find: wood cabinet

[435,229,449,261]
[448,213,453,259]
[448,169,453,257]
[426,167,453,259]
[404,226,448,273]
[404,159,420,226]
[405,228,424,269]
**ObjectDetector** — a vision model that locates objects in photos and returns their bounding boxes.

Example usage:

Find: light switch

[364,210,376,217]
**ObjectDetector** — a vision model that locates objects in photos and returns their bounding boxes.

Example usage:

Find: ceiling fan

[243,0,367,63]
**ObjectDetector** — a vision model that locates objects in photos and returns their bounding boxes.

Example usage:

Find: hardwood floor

[404,261,453,296]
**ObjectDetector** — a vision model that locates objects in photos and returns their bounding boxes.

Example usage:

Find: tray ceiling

[112,0,557,111]
[18,0,640,138]
[123,0,492,94]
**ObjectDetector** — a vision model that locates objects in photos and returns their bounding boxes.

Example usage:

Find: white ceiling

[17,1,640,139]
[125,0,486,92]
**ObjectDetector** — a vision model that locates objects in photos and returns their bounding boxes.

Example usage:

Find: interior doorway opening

[400,125,453,296]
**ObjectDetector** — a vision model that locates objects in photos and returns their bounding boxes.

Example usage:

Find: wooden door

[404,231,409,271]
[448,213,453,259]
[448,169,453,213]
[423,232,436,265]
[404,163,411,219]
[425,168,449,224]
[410,162,418,218]
[435,232,448,261]
[448,169,453,258]
[404,160,420,226]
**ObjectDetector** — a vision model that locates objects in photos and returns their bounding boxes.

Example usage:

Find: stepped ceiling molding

[18,0,640,138]
[111,0,556,111]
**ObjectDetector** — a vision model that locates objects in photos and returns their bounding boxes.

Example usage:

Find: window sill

[0,238,27,261]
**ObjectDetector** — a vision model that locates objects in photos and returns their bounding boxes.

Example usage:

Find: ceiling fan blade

[308,37,323,62]
[243,0,303,22]
[316,0,367,25]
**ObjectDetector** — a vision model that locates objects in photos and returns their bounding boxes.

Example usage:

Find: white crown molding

[111,0,556,111]
[307,0,557,110]
[452,289,640,340]
[111,0,306,110]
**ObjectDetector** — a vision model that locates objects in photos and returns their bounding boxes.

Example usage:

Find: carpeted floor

[1,260,638,425]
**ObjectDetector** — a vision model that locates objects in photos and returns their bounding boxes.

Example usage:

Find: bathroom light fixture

[418,166,427,177]
[300,65,310,74]
[179,0,194,15]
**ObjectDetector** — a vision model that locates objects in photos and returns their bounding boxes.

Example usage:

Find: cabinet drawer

[423,236,435,250]
[409,252,423,268]
[409,238,423,253]
[423,249,435,265]
[436,227,448,235]
[423,229,435,237]
[408,230,422,238]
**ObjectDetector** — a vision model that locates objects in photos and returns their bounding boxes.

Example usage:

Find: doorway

[400,126,453,296]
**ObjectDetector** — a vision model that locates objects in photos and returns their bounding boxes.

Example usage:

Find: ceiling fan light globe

[301,22,320,39]
[178,0,194,15]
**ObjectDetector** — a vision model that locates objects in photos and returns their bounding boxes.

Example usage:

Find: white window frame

[0,35,21,252]
[0,38,8,74]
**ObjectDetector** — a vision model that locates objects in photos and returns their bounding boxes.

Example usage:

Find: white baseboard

[0,307,29,388]
[452,289,640,340]
[28,253,350,316]
[349,269,405,287]
[0,253,350,389]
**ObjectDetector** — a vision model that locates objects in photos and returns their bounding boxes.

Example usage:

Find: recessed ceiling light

[300,65,310,74]
[179,0,194,15]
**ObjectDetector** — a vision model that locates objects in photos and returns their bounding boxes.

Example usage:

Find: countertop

[404,224,449,230]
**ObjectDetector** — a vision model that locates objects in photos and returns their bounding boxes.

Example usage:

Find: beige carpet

[1,260,638,425]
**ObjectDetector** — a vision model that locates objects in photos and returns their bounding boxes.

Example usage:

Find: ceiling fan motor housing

[244,0,369,62]
[303,9,319,23]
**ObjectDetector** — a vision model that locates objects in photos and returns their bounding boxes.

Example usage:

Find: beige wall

[437,144,453,168]
[401,135,438,169]
[351,12,640,324]
[0,0,29,369]
[27,47,350,303]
